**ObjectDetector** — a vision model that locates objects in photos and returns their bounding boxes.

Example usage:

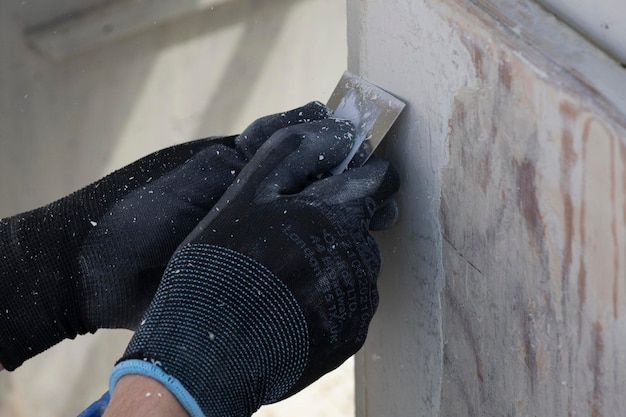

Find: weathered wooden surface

[349,0,626,416]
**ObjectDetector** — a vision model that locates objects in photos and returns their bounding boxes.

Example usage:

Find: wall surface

[0,1,352,416]
[536,0,626,65]
[349,0,626,416]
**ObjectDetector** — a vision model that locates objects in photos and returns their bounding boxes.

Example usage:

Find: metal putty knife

[327,71,405,174]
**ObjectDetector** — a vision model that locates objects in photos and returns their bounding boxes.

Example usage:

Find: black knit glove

[0,102,332,371]
[109,117,400,417]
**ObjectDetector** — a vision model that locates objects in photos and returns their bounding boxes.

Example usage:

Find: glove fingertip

[236,102,332,159]
[370,199,399,231]
[366,157,401,203]
[301,100,332,119]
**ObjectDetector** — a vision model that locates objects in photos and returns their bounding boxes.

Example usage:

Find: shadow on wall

[0,0,302,216]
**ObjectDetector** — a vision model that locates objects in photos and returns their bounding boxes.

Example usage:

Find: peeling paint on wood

[350,0,626,416]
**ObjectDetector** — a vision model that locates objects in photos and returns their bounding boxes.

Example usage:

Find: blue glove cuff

[110,359,204,417]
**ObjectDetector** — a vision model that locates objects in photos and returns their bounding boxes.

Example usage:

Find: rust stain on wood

[609,130,619,320]
[560,102,582,280]
[559,101,577,284]
[440,195,452,242]
[534,339,548,384]
[514,158,543,250]
[461,33,487,81]
[498,54,512,91]
[477,152,491,194]
[559,101,585,341]
[448,96,466,138]
[578,117,621,318]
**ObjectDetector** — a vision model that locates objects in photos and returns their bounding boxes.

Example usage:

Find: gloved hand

[109,117,400,417]
[0,102,332,371]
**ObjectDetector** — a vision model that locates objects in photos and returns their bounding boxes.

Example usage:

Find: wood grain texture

[350,0,626,416]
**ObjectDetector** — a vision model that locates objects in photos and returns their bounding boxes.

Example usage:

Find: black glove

[109,116,400,417]
[0,102,332,371]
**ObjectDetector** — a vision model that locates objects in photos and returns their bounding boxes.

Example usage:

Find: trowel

[327,71,405,174]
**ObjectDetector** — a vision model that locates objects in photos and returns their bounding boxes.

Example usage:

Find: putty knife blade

[327,71,405,174]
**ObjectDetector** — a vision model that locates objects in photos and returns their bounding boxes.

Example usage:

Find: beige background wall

[0,1,353,416]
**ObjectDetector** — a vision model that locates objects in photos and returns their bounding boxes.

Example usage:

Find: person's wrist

[110,359,204,417]
[104,374,189,417]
